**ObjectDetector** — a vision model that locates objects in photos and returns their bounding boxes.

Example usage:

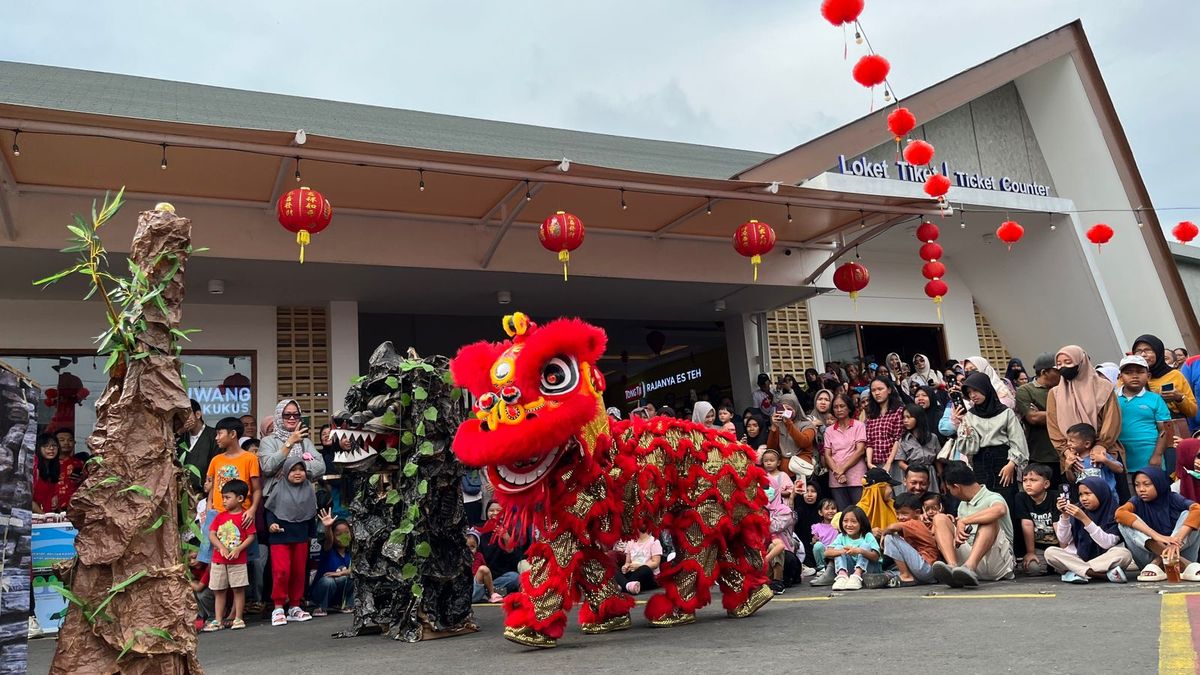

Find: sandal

[311,607,328,617]
[230,619,246,630]
[201,620,222,633]
[1137,563,1168,582]
[1181,562,1200,582]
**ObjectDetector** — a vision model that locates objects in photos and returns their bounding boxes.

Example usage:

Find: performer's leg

[720,515,772,618]
[501,531,579,648]
[575,545,635,635]
[646,522,716,627]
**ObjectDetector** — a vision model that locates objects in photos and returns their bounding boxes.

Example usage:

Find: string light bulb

[855,30,863,45]
[786,203,793,223]
[1136,208,1144,228]
[959,207,966,229]
[859,209,866,229]
[524,180,532,202]
[418,169,425,192]
[706,198,712,215]
[620,188,627,211]
[294,157,302,182]
[10,130,18,157]
[160,143,167,170]
[1048,211,1056,231]
[884,88,892,102]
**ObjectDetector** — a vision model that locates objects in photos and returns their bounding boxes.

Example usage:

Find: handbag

[788,455,816,478]
[937,430,978,466]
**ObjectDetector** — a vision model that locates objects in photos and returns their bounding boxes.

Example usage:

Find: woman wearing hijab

[1133,334,1198,421]
[915,386,948,444]
[964,356,1017,409]
[1044,475,1132,583]
[691,401,717,427]
[1177,439,1200,503]
[904,353,943,394]
[741,408,770,451]
[1116,467,1200,581]
[767,393,817,476]
[1046,345,1124,497]
[1095,362,1121,386]
[949,372,1029,517]
[1003,358,1027,394]
[259,399,327,501]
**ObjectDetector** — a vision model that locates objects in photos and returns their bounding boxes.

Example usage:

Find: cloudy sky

[4,1,1197,227]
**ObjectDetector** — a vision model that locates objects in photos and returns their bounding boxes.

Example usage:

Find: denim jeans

[1119,512,1200,568]
[308,575,353,610]
[833,553,877,575]
[473,570,520,601]
[882,535,934,582]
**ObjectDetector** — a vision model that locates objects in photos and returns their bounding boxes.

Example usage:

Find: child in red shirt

[203,479,256,631]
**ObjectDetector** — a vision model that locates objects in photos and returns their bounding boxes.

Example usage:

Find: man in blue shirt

[1116,355,1171,472]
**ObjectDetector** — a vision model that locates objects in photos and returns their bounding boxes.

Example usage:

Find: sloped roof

[0,60,771,180]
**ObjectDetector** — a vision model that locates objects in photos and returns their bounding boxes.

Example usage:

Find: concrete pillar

[328,300,360,409]
[724,313,762,412]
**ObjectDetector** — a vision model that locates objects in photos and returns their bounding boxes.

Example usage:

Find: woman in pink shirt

[824,392,868,510]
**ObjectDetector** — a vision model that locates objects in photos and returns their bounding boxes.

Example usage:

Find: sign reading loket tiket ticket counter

[836,154,1053,197]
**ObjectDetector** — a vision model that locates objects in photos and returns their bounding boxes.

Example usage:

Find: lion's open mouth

[493,437,578,492]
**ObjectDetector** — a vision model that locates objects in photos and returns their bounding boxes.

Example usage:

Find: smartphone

[302,415,312,430]
[950,390,964,408]
[1162,383,1176,393]
[782,409,794,419]
[1059,484,1071,502]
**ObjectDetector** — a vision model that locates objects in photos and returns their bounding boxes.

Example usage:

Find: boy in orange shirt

[199,417,261,565]
[880,492,941,586]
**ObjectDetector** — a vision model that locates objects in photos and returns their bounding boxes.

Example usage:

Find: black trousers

[974,445,1018,555]
[614,565,659,592]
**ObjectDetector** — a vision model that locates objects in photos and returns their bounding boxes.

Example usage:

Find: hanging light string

[853,21,901,105]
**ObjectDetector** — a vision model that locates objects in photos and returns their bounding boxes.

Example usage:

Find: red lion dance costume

[450,312,771,649]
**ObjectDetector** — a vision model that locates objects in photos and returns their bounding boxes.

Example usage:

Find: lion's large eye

[540,356,579,396]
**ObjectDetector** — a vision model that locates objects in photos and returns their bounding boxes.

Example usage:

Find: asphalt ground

[27,576,1198,674]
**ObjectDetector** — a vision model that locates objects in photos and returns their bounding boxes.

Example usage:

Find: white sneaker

[845,574,863,590]
[28,616,44,638]
[801,565,817,577]
[831,575,850,591]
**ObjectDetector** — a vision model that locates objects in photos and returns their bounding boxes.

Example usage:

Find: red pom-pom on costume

[539,211,586,280]
[852,54,890,88]
[820,0,864,25]
[924,174,952,200]
[997,220,1024,250]
[903,140,935,167]
[1173,221,1199,244]
[832,261,870,300]
[732,219,776,282]
[918,242,943,262]
[922,261,946,280]
[1087,223,1114,251]
[916,221,940,243]
[888,107,917,142]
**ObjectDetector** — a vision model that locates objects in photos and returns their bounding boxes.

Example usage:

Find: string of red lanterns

[915,221,948,319]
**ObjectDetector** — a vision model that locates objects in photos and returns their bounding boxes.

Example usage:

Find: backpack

[462,469,483,496]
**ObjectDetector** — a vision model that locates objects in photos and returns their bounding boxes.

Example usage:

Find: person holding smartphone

[1132,334,1197,420]
[259,399,326,506]
[767,393,816,478]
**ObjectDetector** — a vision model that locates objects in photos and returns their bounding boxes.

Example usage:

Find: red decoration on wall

[996,220,1024,250]
[820,0,864,25]
[832,261,870,300]
[733,219,777,282]
[277,186,333,264]
[922,261,946,279]
[852,54,890,89]
[903,139,935,167]
[915,221,940,243]
[1173,220,1199,244]
[924,173,952,201]
[918,242,943,262]
[539,211,586,280]
[1086,223,1114,251]
[887,107,917,142]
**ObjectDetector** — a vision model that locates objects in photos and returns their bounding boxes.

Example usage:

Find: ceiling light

[294,129,307,145]
[558,158,570,172]
[714,300,727,312]
[208,279,225,295]
[497,290,512,305]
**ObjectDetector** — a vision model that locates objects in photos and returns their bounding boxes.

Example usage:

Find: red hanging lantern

[539,211,586,280]
[915,221,940,243]
[924,279,949,320]
[820,0,864,25]
[1173,220,1199,244]
[919,242,943,262]
[922,261,946,279]
[733,219,777,282]
[832,261,870,300]
[924,173,952,202]
[888,107,917,142]
[903,140,935,167]
[1086,223,1114,251]
[996,220,1024,250]
[852,54,890,89]
[276,187,333,264]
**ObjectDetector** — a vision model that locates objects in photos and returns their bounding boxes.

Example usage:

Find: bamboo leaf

[53,586,88,609]
[33,264,84,286]
[117,635,138,661]
[103,350,121,373]
[142,627,174,642]
[120,484,153,498]
[108,570,148,594]
[67,224,88,239]
[143,514,167,532]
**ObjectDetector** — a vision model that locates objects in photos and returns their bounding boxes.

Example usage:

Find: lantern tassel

[296,230,310,264]
[842,24,847,60]
[934,296,943,321]
[559,249,570,281]
[751,254,762,282]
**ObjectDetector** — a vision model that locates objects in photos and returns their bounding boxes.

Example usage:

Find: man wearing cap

[1116,354,1172,473]
[1015,353,1063,486]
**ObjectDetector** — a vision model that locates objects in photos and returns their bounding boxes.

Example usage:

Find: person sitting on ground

[1115,355,1172,473]
[188,549,215,631]
[827,506,881,591]
[615,531,662,595]
[467,532,498,603]
[930,461,1016,587]
[1177,439,1200,504]
[310,509,353,614]
[1064,423,1123,497]
[1045,476,1132,584]
[1015,463,1060,576]
[1116,468,1200,582]
[898,463,936,501]
[794,483,823,568]
[477,500,525,597]
[895,404,940,490]
[881,492,941,586]
[808,498,842,587]
[857,467,899,539]
[922,493,944,520]
[265,457,317,626]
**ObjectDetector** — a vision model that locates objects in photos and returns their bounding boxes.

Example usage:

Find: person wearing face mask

[310,508,354,614]
[1046,346,1124,499]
